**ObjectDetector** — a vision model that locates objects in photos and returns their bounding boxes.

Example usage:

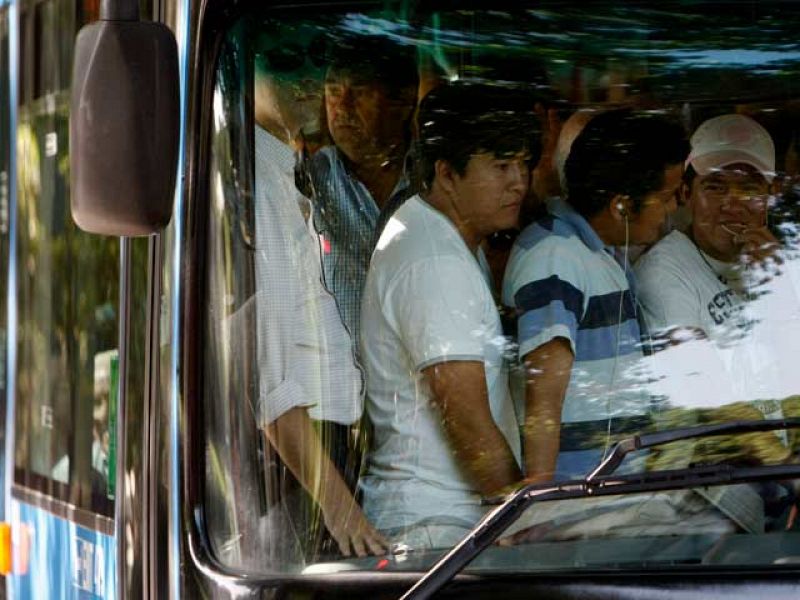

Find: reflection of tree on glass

[14,93,118,517]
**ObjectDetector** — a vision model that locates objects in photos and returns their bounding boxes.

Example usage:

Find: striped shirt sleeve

[506,240,586,359]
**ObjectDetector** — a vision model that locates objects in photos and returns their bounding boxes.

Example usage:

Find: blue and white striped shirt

[502,198,653,473]
[310,146,413,342]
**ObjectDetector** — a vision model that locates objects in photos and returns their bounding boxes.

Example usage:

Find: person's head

[418,83,542,238]
[684,114,775,262]
[565,109,689,245]
[554,109,600,194]
[254,23,327,142]
[323,36,418,164]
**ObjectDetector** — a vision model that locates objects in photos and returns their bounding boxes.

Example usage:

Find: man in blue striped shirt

[309,37,419,341]
[502,110,688,482]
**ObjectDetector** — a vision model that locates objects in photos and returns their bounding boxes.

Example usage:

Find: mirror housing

[70,6,179,236]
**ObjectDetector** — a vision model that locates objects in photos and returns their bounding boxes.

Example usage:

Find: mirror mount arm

[100,0,139,21]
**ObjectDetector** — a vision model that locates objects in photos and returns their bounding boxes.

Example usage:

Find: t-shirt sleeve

[504,241,586,359]
[635,256,703,334]
[387,256,490,371]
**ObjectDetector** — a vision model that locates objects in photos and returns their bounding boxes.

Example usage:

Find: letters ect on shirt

[503,197,652,480]
[249,126,363,430]
[359,195,522,532]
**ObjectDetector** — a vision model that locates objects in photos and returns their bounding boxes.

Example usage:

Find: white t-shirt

[359,196,521,531]
[232,127,362,427]
[635,229,800,415]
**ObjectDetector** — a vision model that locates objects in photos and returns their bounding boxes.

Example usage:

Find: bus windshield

[201,1,800,579]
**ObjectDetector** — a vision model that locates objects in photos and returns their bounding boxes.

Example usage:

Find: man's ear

[609,194,630,222]
[680,181,692,208]
[434,159,458,195]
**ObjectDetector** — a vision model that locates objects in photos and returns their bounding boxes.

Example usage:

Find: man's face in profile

[324,68,414,163]
[627,163,682,246]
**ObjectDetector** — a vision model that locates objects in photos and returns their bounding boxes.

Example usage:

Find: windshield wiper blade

[399,417,800,600]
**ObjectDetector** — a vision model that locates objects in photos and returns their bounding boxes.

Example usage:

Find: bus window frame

[181,0,800,596]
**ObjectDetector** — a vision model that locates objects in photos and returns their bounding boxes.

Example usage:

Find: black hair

[417,83,542,188]
[564,109,689,219]
[324,35,419,97]
[684,164,697,187]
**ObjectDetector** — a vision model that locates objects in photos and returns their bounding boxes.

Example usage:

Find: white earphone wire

[602,213,630,461]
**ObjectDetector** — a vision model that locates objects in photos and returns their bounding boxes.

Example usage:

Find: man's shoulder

[370,200,476,289]
[635,230,697,281]
[308,146,347,190]
[376,198,462,256]
[309,144,338,165]
[507,216,594,279]
[515,212,585,251]
[255,126,294,172]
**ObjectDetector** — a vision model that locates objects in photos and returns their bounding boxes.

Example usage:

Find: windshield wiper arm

[587,417,800,481]
[400,417,800,600]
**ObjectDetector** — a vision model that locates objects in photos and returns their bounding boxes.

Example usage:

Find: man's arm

[264,407,387,557]
[423,361,522,497]
[521,337,574,482]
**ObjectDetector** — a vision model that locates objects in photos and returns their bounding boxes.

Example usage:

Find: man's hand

[265,407,387,558]
[322,498,388,557]
[738,226,782,284]
[739,225,781,264]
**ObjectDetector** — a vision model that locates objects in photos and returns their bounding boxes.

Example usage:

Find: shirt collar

[328,145,413,202]
[547,196,606,252]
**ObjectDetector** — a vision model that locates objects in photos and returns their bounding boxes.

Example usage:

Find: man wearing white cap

[636,114,781,344]
[635,113,798,532]
[636,114,800,437]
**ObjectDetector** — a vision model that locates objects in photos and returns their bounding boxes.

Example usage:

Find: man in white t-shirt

[635,115,800,413]
[359,84,541,549]
[634,114,800,530]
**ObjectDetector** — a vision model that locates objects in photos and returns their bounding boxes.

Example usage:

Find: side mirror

[70,0,179,236]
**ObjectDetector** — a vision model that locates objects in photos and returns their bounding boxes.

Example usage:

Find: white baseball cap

[687,114,775,181]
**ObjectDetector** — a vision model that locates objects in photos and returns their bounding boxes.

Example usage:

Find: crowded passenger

[309,36,419,341]
[358,84,540,548]
[246,38,385,562]
[636,114,800,421]
[502,110,689,483]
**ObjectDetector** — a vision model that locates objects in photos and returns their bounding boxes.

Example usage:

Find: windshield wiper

[399,417,800,600]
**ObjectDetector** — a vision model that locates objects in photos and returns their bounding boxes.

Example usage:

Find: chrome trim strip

[117,237,132,600]
[169,0,191,596]
[4,0,18,530]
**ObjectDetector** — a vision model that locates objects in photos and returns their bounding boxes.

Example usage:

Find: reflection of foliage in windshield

[15,93,119,514]
[326,4,800,103]
[645,398,799,471]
